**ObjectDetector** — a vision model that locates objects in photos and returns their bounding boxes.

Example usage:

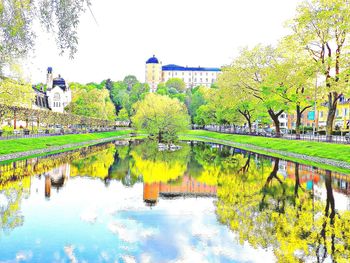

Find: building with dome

[145,55,221,92]
[145,55,163,92]
[33,67,72,113]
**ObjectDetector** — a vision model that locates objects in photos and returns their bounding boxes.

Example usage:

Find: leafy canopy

[132,93,190,142]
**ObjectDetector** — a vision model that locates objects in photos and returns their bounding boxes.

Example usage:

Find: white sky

[23,0,302,84]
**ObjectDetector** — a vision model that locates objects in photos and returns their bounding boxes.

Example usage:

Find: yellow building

[145,55,221,92]
[145,55,162,92]
[317,100,350,131]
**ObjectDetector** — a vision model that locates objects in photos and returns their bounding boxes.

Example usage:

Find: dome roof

[53,77,67,90]
[146,55,159,64]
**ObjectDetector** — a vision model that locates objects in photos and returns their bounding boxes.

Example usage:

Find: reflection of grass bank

[0,130,132,156]
[179,130,350,174]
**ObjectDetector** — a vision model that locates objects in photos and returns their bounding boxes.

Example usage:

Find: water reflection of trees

[2,141,350,262]
[216,157,350,262]
[70,147,116,180]
[0,177,30,237]
[0,143,117,236]
[129,141,190,183]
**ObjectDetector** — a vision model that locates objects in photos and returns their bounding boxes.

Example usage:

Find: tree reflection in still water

[216,156,350,262]
[1,141,350,262]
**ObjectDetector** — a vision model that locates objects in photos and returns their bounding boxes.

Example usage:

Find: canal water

[0,140,349,262]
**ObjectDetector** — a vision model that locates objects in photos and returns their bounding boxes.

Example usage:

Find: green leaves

[132,93,190,143]
[66,82,116,120]
[165,78,186,93]
[0,0,91,72]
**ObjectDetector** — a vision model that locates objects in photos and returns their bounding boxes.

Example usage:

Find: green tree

[0,76,35,107]
[107,77,149,123]
[289,0,350,137]
[166,78,186,93]
[0,0,91,74]
[275,37,317,137]
[66,83,116,120]
[217,67,262,133]
[132,93,190,143]
[221,45,291,136]
[123,75,139,90]
[186,86,208,124]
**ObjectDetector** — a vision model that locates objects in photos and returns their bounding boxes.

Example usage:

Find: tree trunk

[294,163,301,200]
[268,109,283,137]
[14,111,17,130]
[326,92,338,142]
[158,131,162,143]
[296,105,302,139]
[248,121,252,134]
[238,110,252,133]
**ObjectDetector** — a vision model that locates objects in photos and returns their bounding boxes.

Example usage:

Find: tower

[145,55,162,92]
[46,67,53,90]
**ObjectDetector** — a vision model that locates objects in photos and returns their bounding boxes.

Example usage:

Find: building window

[200,78,202,82]
[206,78,208,82]
[200,72,202,76]
[344,108,348,116]
[320,111,323,118]
[189,78,191,82]
[212,79,215,83]
[194,78,197,82]
[53,92,60,101]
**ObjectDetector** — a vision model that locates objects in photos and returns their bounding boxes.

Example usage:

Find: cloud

[121,255,136,263]
[64,245,78,263]
[15,251,33,262]
[80,207,98,224]
[169,234,209,263]
[108,218,158,243]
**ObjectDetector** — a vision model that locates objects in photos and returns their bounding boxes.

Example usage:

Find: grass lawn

[0,130,132,155]
[181,130,350,164]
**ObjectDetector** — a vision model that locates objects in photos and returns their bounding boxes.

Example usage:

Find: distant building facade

[33,67,72,113]
[145,55,221,92]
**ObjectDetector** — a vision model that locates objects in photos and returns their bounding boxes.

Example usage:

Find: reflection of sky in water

[0,177,274,262]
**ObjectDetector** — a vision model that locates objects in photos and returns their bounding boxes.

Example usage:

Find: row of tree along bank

[0,103,115,136]
[115,1,350,143]
[198,0,350,139]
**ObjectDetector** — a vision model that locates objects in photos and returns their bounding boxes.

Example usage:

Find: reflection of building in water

[284,161,350,201]
[44,163,70,198]
[143,175,217,206]
[285,162,320,187]
[45,175,51,198]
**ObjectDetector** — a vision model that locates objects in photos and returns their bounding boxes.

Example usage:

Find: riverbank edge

[179,133,350,174]
[0,134,132,163]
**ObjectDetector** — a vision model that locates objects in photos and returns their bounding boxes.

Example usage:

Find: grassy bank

[180,130,350,173]
[0,130,132,155]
